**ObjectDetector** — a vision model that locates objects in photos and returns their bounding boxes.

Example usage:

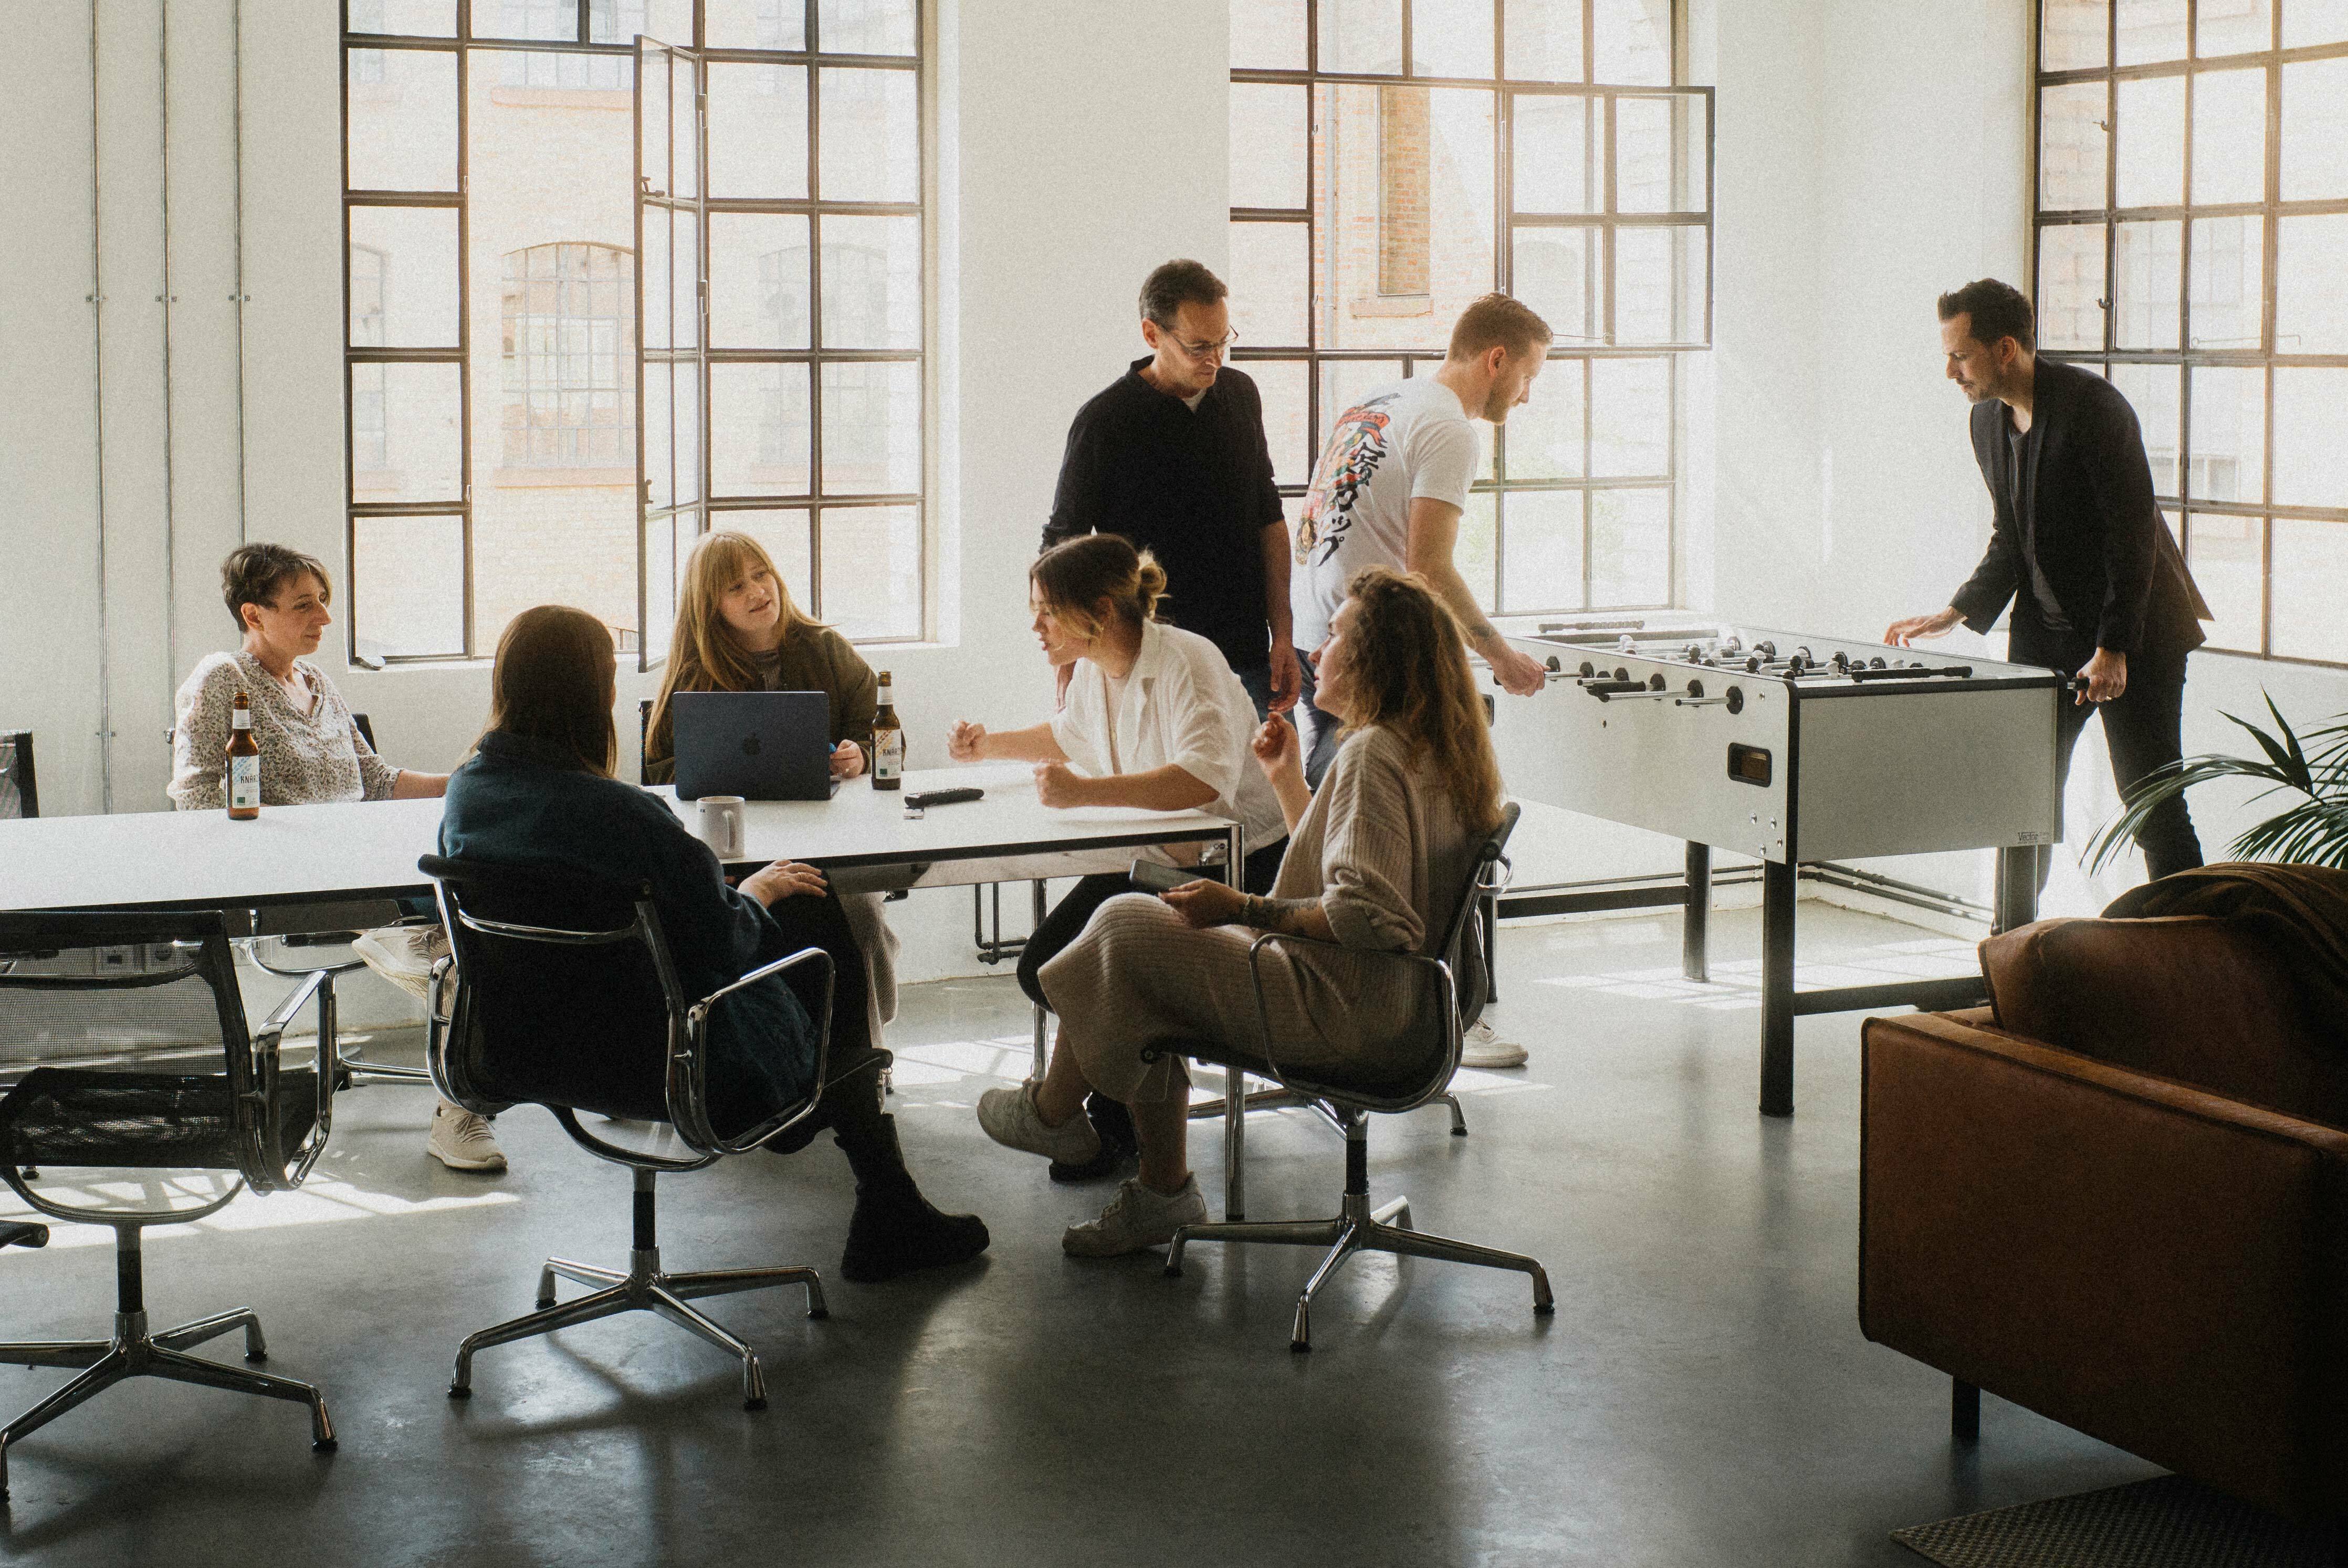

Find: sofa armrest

[1861,1009,2348,1521]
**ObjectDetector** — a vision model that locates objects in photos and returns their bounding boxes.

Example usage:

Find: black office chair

[0,731,35,819]
[0,911,341,1501]
[421,855,835,1410]
[1162,803,1554,1350]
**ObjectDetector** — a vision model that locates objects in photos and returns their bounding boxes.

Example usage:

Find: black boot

[1049,1092,1139,1184]
[836,1113,990,1283]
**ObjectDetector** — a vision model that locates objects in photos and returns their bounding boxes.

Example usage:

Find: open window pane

[820,69,920,202]
[2109,363,2181,498]
[2184,513,2262,651]
[1233,0,1307,71]
[724,509,815,610]
[2271,521,2348,662]
[2189,365,2265,504]
[349,206,461,349]
[2115,0,2188,63]
[2114,74,2185,209]
[710,213,811,350]
[820,361,921,495]
[1504,356,1586,478]
[1500,490,1584,612]
[360,361,465,502]
[1614,224,1705,346]
[1512,226,1600,345]
[2276,213,2348,355]
[672,54,699,201]
[2043,0,2110,69]
[820,0,917,56]
[1505,0,1584,81]
[1514,94,1595,215]
[1249,359,1312,488]
[711,362,810,498]
[1589,488,1670,605]
[1320,0,1402,73]
[708,63,809,200]
[672,207,701,351]
[1590,356,1669,477]
[2036,224,2107,352]
[644,360,676,508]
[1232,85,1309,210]
[819,505,922,639]
[1412,0,1495,78]
[1229,220,1312,349]
[2188,215,2262,350]
[347,48,458,191]
[1593,0,1673,86]
[1316,85,1496,350]
[2112,219,2181,350]
[639,40,673,195]
[2191,69,2266,207]
[2273,367,2348,508]
[2038,82,2108,212]
[2281,58,2348,201]
[675,356,704,504]
[353,514,466,659]
[2197,0,2271,54]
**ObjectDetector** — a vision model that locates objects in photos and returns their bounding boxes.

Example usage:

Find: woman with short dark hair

[437,605,988,1283]
[168,544,499,1170]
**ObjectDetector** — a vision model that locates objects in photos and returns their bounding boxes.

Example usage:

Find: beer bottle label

[229,755,260,812]
[875,730,905,782]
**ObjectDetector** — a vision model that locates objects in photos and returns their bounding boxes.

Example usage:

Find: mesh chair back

[1435,802,1519,1029]
[0,911,321,1209]
[0,731,34,819]
[423,857,678,1122]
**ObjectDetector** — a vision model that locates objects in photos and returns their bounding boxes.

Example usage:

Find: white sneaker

[1459,1018,1528,1069]
[1063,1174,1209,1258]
[428,1102,508,1172]
[976,1081,1103,1165]
[352,923,449,1005]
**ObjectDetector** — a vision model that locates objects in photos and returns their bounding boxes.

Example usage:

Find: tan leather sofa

[1859,913,2348,1523]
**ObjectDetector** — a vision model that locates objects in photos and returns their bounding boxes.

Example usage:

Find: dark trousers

[748,891,893,1155]
[1014,838,1288,1012]
[2016,627,2205,892]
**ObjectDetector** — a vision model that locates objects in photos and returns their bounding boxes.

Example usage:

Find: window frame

[1230,0,1711,620]
[2030,0,2348,669]
[340,0,928,668]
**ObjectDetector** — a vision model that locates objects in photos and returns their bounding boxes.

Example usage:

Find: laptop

[670,690,840,802]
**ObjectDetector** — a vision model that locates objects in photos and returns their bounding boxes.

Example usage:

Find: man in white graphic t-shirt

[1292,293,1553,786]
[1290,294,1553,1071]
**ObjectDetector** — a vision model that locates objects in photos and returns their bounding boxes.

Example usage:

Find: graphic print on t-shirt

[1295,393,1400,566]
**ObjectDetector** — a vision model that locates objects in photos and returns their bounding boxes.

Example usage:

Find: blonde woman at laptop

[645,531,899,1046]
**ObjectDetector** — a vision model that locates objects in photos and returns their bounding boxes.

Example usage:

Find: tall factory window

[1231,0,1712,618]
[2035,0,2348,666]
[342,0,927,667]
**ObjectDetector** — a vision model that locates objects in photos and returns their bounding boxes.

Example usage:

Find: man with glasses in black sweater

[1041,258,1300,721]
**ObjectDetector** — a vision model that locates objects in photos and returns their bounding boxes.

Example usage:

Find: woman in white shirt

[167,543,498,1175]
[947,533,1289,1179]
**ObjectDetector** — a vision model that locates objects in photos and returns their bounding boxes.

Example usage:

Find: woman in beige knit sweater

[977,567,1506,1257]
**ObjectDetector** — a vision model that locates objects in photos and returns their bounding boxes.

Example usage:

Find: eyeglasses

[1154,324,1240,360]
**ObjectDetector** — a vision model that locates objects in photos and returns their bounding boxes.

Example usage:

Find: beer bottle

[872,671,905,791]
[226,691,261,819]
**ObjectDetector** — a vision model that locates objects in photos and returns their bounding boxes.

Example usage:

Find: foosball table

[1487,623,2066,1116]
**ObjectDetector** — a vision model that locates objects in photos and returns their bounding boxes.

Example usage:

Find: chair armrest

[0,1220,47,1249]
[247,966,337,1190]
[682,945,836,1157]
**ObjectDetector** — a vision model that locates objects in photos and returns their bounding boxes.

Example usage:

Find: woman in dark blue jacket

[439,605,986,1283]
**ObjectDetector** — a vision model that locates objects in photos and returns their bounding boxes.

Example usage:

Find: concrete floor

[0,902,2160,1566]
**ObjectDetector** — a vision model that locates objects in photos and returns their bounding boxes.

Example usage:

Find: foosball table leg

[1682,841,1711,983]
[1991,845,2039,934]
[1759,859,1798,1118]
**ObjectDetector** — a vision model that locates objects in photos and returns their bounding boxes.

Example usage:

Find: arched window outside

[501,242,635,468]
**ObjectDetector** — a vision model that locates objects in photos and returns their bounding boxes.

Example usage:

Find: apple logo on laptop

[742,735,762,757]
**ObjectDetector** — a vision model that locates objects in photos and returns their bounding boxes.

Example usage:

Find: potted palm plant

[2089,696,2348,872]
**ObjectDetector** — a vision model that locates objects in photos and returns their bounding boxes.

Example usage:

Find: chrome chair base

[1188,1082,1468,1138]
[0,1308,336,1501]
[1167,1190,1555,1351]
[448,1169,826,1412]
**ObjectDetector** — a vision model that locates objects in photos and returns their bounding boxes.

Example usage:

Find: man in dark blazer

[1886,278,2211,889]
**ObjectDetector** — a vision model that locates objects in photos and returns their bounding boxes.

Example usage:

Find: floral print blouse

[168,650,401,811]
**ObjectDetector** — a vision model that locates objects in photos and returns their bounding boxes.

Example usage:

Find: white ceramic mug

[694,795,747,859]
